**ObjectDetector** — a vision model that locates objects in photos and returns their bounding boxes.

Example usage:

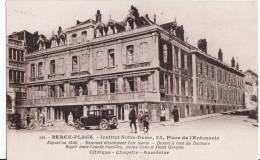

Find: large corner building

[13,6,245,123]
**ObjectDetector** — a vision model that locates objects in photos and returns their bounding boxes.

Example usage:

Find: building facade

[15,6,245,123]
[244,70,258,110]
[7,30,38,115]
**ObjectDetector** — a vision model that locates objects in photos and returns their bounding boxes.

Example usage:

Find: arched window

[71,33,77,44]
[81,31,87,42]
[50,60,55,74]
[38,62,43,77]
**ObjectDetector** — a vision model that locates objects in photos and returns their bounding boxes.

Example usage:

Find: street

[7,115,258,160]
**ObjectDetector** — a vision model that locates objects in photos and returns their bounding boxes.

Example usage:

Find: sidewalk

[159,113,222,126]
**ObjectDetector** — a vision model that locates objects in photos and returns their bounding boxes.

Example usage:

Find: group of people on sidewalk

[128,106,180,133]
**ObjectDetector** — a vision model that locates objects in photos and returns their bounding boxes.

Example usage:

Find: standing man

[26,114,31,128]
[171,106,179,125]
[129,107,137,133]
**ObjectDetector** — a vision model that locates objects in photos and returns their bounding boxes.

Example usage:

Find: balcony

[48,73,65,80]
[37,76,44,80]
[71,70,90,76]
[125,62,151,69]
[24,91,159,107]
[8,39,23,46]
[9,82,25,88]
[8,61,26,68]
[30,77,36,81]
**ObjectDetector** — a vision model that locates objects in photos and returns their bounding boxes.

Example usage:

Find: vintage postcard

[5,0,258,160]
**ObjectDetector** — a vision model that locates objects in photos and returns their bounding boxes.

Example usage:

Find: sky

[6,0,258,73]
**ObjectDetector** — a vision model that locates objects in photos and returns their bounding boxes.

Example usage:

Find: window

[21,71,24,83]
[126,45,134,64]
[104,80,108,94]
[9,70,13,82]
[13,49,16,60]
[50,60,55,74]
[140,75,149,91]
[72,56,78,71]
[199,62,203,75]
[17,71,20,83]
[176,76,179,95]
[211,66,215,78]
[206,65,209,76]
[13,71,17,83]
[9,48,12,59]
[165,75,169,94]
[109,79,118,93]
[17,51,20,61]
[163,44,168,63]
[31,64,36,77]
[81,31,87,42]
[71,33,77,44]
[20,51,24,61]
[124,77,138,92]
[38,62,43,77]
[108,49,115,66]
[97,80,103,95]
[174,47,178,67]
[181,53,185,69]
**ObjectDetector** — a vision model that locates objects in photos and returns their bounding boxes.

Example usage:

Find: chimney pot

[198,39,207,53]
[96,10,102,22]
[218,48,223,61]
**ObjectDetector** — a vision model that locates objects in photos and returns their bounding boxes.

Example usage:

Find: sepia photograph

[4,0,259,160]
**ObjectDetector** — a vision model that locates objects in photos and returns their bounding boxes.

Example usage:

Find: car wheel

[99,120,108,130]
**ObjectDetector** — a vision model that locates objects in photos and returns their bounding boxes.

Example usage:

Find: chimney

[76,20,81,25]
[236,62,239,70]
[96,10,102,22]
[198,39,207,53]
[176,25,185,41]
[218,48,223,61]
[231,57,235,68]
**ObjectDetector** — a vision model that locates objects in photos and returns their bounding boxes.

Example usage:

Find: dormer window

[107,26,114,35]
[126,20,135,30]
[71,33,77,44]
[81,31,87,42]
[96,28,103,38]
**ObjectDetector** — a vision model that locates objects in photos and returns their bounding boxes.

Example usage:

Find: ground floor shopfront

[16,101,245,126]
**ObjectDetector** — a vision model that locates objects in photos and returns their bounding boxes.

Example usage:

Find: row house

[16,6,245,123]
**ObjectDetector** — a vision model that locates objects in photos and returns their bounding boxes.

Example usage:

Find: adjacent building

[244,69,258,110]
[7,30,38,115]
[15,6,245,123]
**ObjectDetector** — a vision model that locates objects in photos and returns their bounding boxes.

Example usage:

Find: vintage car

[75,109,118,130]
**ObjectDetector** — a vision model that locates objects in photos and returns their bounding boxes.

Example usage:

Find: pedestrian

[129,107,137,133]
[138,111,144,131]
[26,114,30,128]
[171,106,179,126]
[160,107,166,121]
[68,112,74,126]
[143,111,150,132]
